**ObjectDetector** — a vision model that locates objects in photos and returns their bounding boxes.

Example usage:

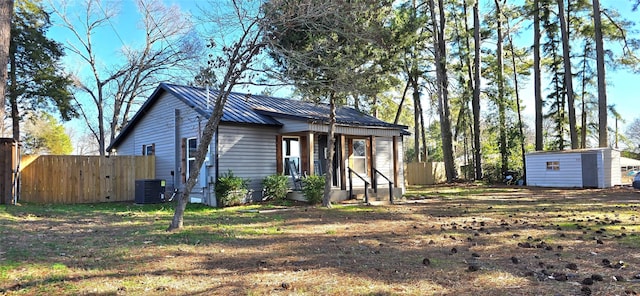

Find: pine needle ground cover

[1,185,639,295]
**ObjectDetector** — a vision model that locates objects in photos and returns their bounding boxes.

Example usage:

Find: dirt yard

[1,185,640,295]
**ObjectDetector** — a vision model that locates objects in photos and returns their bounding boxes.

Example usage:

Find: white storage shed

[525,148,621,188]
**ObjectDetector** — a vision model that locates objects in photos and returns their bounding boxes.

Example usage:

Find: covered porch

[274,122,404,203]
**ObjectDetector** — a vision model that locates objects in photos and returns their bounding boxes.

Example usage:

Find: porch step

[350,188,395,205]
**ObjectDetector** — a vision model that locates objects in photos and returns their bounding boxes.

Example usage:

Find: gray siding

[309,123,402,137]
[112,89,408,203]
[397,137,405,192]
[526,152,584,188]
[273,117,403,138]
[113,92,216,201]
[114,92,187,190]
[374,137,393,186]
[604,149,621,187]
[525,148,622,189]
[218,125,280,197]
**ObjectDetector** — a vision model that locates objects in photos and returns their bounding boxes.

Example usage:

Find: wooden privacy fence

[406,162,446,185]
[20,155,155,204]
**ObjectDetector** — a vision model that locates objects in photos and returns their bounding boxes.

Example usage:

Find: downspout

[214,126,220,206]
[174,109,180,191]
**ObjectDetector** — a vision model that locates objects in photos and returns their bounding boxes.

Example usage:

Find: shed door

[581,153,598,188]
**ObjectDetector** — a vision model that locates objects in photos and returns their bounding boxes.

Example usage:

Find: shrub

[215,170,249,207]
[301,175,325,204]
[262,174,289,200]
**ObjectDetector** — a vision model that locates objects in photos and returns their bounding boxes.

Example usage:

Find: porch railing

[373,168,394,204]
[347,167,370,204]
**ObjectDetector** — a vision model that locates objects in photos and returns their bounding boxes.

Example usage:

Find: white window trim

[283,137,301,176]
[546,161,560,171]
[352,138,367,174]
[187,137,197,178]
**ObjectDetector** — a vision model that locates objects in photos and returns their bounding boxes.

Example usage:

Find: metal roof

[163,83,283,126]
[108,83,408,151]
[163,83,407,128]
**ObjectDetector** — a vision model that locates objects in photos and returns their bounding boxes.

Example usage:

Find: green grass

[0,262,20,280]
[2,186,640,296]
[404,185,517,197]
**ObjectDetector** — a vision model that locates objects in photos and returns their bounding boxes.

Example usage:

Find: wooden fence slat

[19,155,155,204]
[406,162,446,185]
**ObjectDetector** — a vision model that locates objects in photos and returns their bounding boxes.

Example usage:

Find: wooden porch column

[339,134,347,190]
[276,135,283,174]
[307,132,314,176]
[393,136,399,187]
[300,135,308,176]
[369,135,376,186]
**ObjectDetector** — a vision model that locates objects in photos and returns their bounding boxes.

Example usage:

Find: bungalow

[107,83,408,206]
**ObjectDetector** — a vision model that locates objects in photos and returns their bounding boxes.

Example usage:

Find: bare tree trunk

[495,0,508,173]
[52,0,196,156]
[322,92,336,208]
[9,37,18,140]
[557,0,578,149]
[592,0,608,147]
[580,43,589,148]
[394,80,410,125]
[97,93,106,155]
[0,0,14,135]
[168,9,264,230]
[417,95,428,161]
[413,77,421,162]
[472,0,482,180]
[428,0,456,182]
[534,0,543,151]
[507,21,527,184]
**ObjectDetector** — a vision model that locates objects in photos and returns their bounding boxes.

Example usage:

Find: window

[142,144,155,155]
[187,138,197,178]
[283,137,300,176]
[546,161,560,171]
[351,139,367,174]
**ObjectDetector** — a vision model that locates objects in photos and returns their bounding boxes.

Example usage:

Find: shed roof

[108,83,408,151]
[620,157,640,167]
[525,147,617,156]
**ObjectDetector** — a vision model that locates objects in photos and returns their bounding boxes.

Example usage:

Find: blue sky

[47,0,639,149]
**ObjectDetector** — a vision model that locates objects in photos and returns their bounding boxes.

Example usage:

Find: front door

[318,135,341,186]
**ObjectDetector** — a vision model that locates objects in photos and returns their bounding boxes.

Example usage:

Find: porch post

[370,135,376,189]
[393,136,399,187]
[276,135,283,174]
[339,134,347,190]
[307,132,314,176]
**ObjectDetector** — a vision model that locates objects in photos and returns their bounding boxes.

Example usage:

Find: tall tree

[390,2,430,162]
[8,0,76,142]
[427,0,455,182]
[168,0,266,231]
[567,0,639,147]
[533,0,543,151]
[504,6,528,184]
[0,0,13,135]
[472,0,482,180]
[540,0,567,150]
[494,0,508,173]
[556,0,578,149]
[51,0,200,155]
[592,0,607,147]
[263,0,392,206]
